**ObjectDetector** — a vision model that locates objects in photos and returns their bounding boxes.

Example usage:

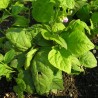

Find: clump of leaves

[0,0,97,98]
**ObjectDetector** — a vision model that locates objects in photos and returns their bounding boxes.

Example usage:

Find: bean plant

[0,0,98,98]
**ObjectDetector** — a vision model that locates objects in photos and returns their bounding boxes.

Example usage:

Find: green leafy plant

[0,0,97,98]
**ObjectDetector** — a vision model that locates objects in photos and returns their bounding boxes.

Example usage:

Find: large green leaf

[79,51,97,68]
[66,30,94,56]
[41,30,67,49]
[4,49,15,64]
[6,28,32,51]
[31,48,54,94]
[32,0,54,22]
[32,0,75,22]
[48,48,72,74]
[0,0,10,9]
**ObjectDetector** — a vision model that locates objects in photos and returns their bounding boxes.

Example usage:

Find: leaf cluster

[0,0,97,98]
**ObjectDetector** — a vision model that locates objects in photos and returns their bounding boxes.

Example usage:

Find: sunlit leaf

[0,0,10,9]
[65,30,94,56]
[4,49,15,64]
[79,51,97,68]
[48,48,72,74]
[6,28,31,51]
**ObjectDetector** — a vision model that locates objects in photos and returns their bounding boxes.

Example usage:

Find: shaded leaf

[76,5,90,22]
[14,78,25,98]
[11,2,26,15]
[13,15,29,27]
[31,48,54,94]
[41,30,67,49]
[32,0,54,22]
[18,70,35,94]
[51,70,64,92]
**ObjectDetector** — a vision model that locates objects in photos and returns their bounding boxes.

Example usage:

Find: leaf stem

[5,9,12,15]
